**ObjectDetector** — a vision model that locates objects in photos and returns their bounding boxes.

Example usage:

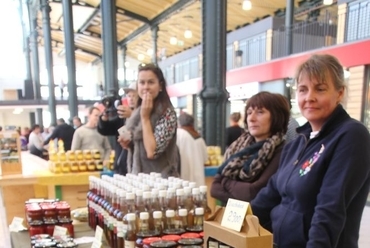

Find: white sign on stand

[221,198,251,232]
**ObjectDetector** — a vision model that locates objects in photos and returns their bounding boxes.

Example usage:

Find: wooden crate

[0,131,22,175]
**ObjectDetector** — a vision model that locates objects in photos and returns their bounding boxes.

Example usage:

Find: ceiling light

[184,29,192,39]
[323,0,333,5]
[147,48,153,56]
[137,54,144,61]
[170,36,177,45]
[124,61,130,67]
[242,0,252,11]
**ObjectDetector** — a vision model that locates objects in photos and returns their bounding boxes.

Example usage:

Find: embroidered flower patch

[299,144,325,177]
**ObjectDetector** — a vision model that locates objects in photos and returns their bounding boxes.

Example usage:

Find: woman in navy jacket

[251,54,370,248]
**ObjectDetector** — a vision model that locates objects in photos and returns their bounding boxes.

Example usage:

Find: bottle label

[124,240,135,248]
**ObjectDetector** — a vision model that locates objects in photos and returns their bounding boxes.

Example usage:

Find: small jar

[161,235,181,243]
[87,161,96,171]
[83,150,92,160]
[56,203,71,223]
[44,224,55,236]
[49,151,58,162]
[75,150,83,161]
[95,161,104,171]
[79,161,87,172]
[58,151,66,162]
[41,204,57,224]
[59,221,74,238]
[29,225,45,236]
[143,237,162,248]
[26,204,43,226]
[66,151,75,161]
[92,150,101,160]
[61,162,70,173]
[177,238,203,247]
[150,240,177,248]
[70,162,79,172]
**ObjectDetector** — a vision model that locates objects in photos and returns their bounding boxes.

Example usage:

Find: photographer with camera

[97,83,137,175]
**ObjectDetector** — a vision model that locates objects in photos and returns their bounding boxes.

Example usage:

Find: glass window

[226,44,233,70]
[189,57,199,79]
[346,0,370,42]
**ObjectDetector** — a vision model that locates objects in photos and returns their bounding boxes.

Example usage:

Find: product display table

[10,222,109,248]
[0,152,101,225]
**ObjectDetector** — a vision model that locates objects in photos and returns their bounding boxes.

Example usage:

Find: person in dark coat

[225,112,244,147]
[43,118,75,151]
[211,92,289,204]
[98,83,137,175]
[251,54,370,248]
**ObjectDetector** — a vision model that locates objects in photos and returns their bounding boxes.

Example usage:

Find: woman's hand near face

[140,92,153,120]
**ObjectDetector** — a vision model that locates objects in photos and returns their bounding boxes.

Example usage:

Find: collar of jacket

[296,104,350,138]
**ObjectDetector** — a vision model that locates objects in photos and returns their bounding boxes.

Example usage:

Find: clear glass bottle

[152,211,163,237]
[137,212,151,238]
[124,213,136,248]
[199,185,212,219]
[187,207,204,232]
[166,188,177,210]
[176,189,186,211]
[177,208,188,231]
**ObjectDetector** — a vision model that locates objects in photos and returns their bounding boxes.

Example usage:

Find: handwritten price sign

[221,198,250,232]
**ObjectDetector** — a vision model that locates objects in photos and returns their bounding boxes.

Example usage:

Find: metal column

[62,0,78,119]
[28,1,43,125]
[121,45,127,87]
[40,0,57,125]
[101,0,118,92]
[151,26,158,64]
[199,0,228,150]
[285,0,294,55]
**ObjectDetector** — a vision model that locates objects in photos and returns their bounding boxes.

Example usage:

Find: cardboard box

[204,207,273,248]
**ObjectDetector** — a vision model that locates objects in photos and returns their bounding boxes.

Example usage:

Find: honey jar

[87,161,96,171]
[83,150,92,160]
[75,150,83,161]
[66,151,75,161]
[96,161,104,171]
[70,162,79,172]
[92,150,101,160]
[79,161,87,172]
[58,151,66,162]
[49,151,58,162]
[61,162,70,173]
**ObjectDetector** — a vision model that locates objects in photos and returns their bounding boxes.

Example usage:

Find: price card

[53,225,68,237]
[221,198,251,232]
[94,225,103,241]
[91,239,102,248]
[9,217,25,232]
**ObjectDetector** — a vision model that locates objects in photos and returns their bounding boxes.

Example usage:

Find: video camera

[101,90,122,117]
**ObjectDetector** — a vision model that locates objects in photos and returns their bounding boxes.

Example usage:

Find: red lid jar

[29,225,45,236]
[59,221,75,238]
[26,204,43,226]
[55,202,71,223]
[41,203,58,224]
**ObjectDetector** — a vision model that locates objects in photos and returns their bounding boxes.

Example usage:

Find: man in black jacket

[44,118,75,151]
[97,83,137,175]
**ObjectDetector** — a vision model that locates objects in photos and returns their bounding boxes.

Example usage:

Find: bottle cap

[183,187,191,195]
[166,210,175,218]
[192,188,200,195]
[135,189,143,196]
[153,211,162,219]
[199,185,207,193]
[176,189,184,196]
[126,192,135,200]
[179,209,188,217]
[195,207,204,215]
[127,213,136,221]
[159,190,167,198]
[189,182,197,188]
[140,212,149,220]
[143,191,151,199]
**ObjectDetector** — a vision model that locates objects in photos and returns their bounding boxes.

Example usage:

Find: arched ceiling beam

[118,0,194,47]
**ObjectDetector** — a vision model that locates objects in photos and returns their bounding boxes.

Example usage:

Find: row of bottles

[86,173,211,248]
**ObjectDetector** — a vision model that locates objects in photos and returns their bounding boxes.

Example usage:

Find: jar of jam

[177,238,203,247]
[74,150,83,161]
[150,240,177,248]
[44,224,55,236]
[143,237,162,248]
[56,203,71,223]
[29,225,45,236]
[41,204,57,224]
[26,204,43,226]
[59,221,75,238]
[161,235,181,243]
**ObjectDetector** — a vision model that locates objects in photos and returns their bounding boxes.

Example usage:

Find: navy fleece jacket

[251,105,370,248]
